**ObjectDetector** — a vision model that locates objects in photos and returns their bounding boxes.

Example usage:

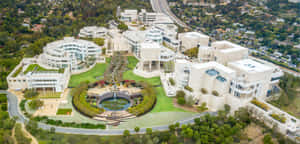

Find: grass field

[151,87,186,113]
[68,58,111,87]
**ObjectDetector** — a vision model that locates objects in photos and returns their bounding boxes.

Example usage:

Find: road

[0,90,216,135]
[151,0,191,29]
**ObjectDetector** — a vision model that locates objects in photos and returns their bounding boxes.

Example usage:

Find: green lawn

[56,108,72,115]
[123,70,161,86]
[151,87,186,113]
[68,58,110,87]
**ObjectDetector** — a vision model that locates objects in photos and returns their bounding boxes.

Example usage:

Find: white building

[174,58,283,111]
[39,37,101,73]
[178,32,210,51]
[120,9,173,25]
[78,26,108,38]
[198,40,248,65]
[154,24,180,50]
[134,41,175,77]
[7,58,70,92]
[139,9,173,25]
[120,9,138,22]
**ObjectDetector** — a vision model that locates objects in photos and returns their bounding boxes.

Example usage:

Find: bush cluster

[72,82,104,117]
[128,83,156,116]
[176,90,186,105]
[0,94,7,111]
[169,78,175,86]
[24,89,38,99]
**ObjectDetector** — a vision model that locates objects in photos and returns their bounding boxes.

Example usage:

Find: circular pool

[97,92,132,111]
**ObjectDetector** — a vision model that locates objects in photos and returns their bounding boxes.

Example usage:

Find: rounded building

[39,37,101,72]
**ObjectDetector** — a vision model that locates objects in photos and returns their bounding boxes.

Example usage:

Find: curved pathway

[0,90,216,135]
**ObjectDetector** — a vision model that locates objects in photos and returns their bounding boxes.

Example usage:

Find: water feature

[99,97,131,111]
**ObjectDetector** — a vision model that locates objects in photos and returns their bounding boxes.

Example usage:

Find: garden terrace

[24,64,61,74]
[251,98,269,111]
[269,113,286,123]
[103,53,128,83]
[68,58,110,87]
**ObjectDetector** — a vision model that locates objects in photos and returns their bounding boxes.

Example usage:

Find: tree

[28,99,44,110]
[224,104,231,114]
[50,127,56,133]
[134,126,140,134]
[123,130,130,139]
[263,134,274,144]
[146,128,152,136]
[197,102,208,112]
[176,90,185,98]
[117,22,128,31]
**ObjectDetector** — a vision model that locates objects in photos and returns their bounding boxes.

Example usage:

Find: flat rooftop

[140,41,160,49]
[181,32,209,38]
[123,30,146,42]
[229,59,273,73]
[192,61,235,74]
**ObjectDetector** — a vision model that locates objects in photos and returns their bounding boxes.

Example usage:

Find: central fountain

[97,64,132,111]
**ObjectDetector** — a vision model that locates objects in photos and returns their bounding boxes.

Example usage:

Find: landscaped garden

[68,58,111,87]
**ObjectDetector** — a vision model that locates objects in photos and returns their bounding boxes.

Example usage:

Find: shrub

[0,94,7,103]
[169,78,175,86]
[176,90,185,98]
[177,97,186,105]
[201,88,208,94]
[20,99,27,111]
[212,90,219,96]
[197,102,208,112]
[24,89,38,99]
[28,99,44,110]
[184,86,193,92]
[251,98,269,111]
[1,103,7,111]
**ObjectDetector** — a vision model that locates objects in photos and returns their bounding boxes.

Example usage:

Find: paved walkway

[1,90,216,135]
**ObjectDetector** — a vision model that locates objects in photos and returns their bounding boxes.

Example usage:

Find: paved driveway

[0,90,216,135]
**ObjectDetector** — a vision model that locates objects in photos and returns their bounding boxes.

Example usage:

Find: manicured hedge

[72,82,104,117]
[33,116,106,129]
[127,83,156,116]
